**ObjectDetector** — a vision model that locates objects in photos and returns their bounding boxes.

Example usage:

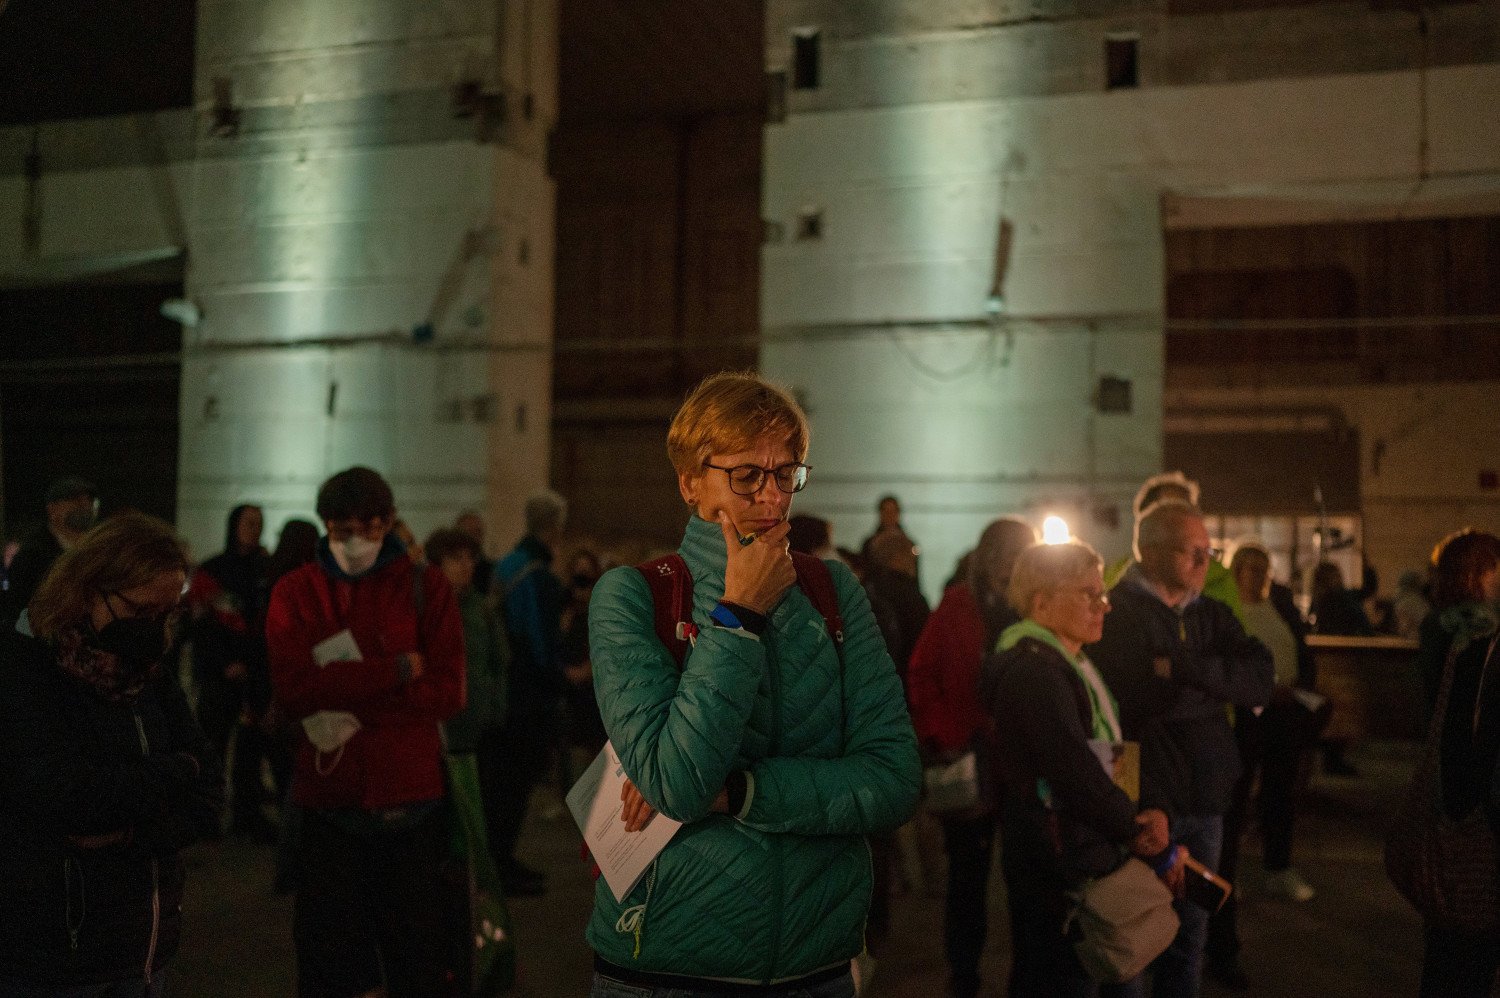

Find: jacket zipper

[764,629,784,986]
[133,712,161,985]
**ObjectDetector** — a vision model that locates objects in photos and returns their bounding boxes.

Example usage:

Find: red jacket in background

[905,582,991,756]
[267,553,466,812]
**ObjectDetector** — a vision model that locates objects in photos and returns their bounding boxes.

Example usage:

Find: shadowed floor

[172,740,1423,997]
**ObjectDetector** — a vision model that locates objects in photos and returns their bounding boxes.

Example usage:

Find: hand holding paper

[566,742,682,903]
[306,630,363,756]
[620,778,656,832]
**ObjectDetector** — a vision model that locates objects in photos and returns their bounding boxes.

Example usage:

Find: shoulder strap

[501,558,546,599]
[409,561,429,656]
[792,552,847,743]
[411,561,426,617]
[634,554,693,667]
[630,553,845,671]
[791,552,844,657]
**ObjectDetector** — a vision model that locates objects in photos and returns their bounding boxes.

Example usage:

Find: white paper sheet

[1291,688,1328,713]
[313,628,362,667]
[565,741,682,903]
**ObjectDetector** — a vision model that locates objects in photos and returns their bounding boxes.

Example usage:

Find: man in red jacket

[267,467,465,998]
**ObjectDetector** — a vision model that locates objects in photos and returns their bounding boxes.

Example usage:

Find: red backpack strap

[792,552,847,741]
[791,552,844,654]
[634,554,695,667]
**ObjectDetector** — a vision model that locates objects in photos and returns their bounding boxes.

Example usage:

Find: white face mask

[332,534,382,576]
[302,709,362,754]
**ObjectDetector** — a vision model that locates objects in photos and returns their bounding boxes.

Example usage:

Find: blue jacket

[585,515,920,984]
[495,535,565,718]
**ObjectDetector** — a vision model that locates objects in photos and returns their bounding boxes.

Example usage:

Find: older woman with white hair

[981,540,1174,997]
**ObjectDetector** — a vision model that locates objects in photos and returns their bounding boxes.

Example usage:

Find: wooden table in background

[1308,634,1424,742]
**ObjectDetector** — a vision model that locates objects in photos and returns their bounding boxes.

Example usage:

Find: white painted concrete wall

[762,6,1500,598]
[173,0,557,559]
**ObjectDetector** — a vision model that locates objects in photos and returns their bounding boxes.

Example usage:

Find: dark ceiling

[559,0,766,123]
[0,0,195,126]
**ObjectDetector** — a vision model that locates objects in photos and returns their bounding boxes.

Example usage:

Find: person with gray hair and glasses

[1088,502,1273,998]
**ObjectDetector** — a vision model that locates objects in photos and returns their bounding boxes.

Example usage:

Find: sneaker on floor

[1263,867,1315,902]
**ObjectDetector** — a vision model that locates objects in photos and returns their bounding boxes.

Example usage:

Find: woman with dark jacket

[0,512,222,996]
[1409,529,1500,997]
[188,504,275,840]
[981,540,1174,998]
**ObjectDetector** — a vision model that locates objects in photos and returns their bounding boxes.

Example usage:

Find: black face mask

[62,508,96,534]
[94,615,170,666]
[571,573,597,591]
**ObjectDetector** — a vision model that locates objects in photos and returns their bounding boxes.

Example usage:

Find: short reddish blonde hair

[667,371,810,476]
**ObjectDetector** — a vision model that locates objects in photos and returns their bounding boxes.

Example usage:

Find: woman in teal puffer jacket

[586,372,921,998]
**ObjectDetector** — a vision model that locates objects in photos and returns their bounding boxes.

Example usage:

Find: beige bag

[922,751,981,814]
[1067,857,1181,983]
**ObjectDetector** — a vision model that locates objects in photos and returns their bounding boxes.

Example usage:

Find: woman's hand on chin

[719,512,795,615]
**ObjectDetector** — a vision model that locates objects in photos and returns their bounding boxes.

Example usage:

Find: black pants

[999,836,1128,998]
[1208,702,1312,965]
[478,711,554,871]
[941,814,997,996]
[293,809,449,998]
[197,683,270,829]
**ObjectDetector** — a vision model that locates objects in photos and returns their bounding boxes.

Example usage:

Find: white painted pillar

[177,0,556,559]
[762,19,1163,598]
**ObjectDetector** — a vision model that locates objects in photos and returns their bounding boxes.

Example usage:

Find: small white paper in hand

[566,741,682,903]
[312,629,362,667]
[304,630,364,757]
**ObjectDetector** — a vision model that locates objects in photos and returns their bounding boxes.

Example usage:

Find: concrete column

[177,0,556,558]
[762,11,1163,597]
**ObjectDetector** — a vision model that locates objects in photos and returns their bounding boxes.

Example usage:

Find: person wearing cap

[2,476,99,627]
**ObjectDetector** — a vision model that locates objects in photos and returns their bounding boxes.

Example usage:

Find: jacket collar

[678,513,729,585]
[1122,561,1199,612]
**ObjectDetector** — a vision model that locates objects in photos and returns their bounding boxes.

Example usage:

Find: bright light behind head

[1042,515,1071,545]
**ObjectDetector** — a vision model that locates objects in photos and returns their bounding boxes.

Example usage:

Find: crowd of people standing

[0,367,1492,998]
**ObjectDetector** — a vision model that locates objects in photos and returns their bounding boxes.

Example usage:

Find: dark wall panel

[1164,429,1361,515]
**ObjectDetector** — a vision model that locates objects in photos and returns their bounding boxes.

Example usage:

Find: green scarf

[998,618,1122,742]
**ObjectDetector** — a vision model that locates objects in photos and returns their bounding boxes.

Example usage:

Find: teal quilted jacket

[585,515,920,984]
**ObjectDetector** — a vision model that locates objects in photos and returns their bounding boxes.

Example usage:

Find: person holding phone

[585,371,920,998]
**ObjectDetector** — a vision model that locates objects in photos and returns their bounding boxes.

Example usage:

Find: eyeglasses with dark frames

[702,461,811,496]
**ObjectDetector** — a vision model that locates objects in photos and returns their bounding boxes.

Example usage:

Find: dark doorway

[552,0,766,546]
[0,279,182,536]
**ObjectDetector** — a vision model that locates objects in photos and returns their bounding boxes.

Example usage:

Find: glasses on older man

[702,461,811,496]
[1175,545,1222,566]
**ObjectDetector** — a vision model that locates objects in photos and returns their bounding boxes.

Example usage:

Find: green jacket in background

[445,588,510,754]
[586,515,920,985]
